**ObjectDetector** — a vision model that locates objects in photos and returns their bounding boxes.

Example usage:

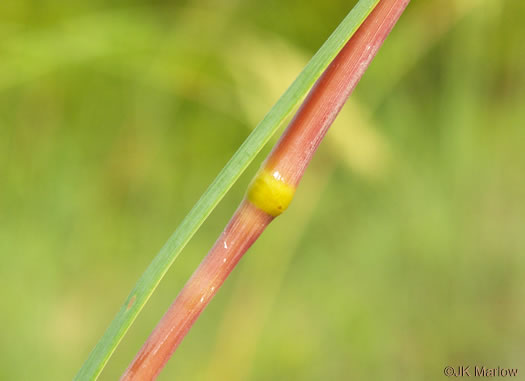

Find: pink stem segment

[121,201,272,380]
[122,0,409,379]
[267,0,410,186]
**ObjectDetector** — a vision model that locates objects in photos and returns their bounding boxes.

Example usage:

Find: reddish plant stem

[122,1,409,379]
[267,0,409,186]
[122,201,272,381]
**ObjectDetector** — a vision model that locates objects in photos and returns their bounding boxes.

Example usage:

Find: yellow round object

[247,169,296,217]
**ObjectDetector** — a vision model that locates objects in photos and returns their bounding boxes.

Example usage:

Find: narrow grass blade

[74,1,380,379]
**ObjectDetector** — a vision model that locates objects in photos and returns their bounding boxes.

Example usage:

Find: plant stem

[121,0,409,379]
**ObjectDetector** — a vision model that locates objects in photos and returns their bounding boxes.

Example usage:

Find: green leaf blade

[74,1,380,379]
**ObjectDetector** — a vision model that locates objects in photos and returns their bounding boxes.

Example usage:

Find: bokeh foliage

[1,0,524,380]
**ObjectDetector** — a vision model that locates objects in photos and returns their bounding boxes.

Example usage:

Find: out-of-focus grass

[1,1,524,380]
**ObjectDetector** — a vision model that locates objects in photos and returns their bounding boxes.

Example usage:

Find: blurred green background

[1,0,524,380]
